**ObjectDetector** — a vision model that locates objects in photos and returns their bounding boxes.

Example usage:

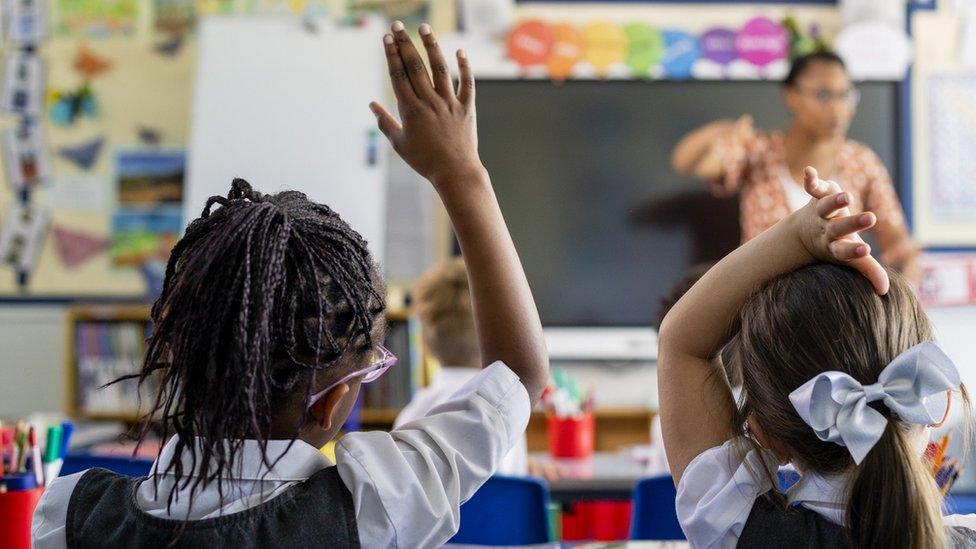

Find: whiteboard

[187,16,388,261]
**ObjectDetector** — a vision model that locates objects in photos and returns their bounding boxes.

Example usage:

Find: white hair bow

[788,341,960,464]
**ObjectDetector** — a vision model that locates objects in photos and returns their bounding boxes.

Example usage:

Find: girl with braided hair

[33,21,548,548]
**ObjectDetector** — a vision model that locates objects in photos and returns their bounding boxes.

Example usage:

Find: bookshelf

[64,305,154,422]
[63,306,651,450]
[64,305,427,426]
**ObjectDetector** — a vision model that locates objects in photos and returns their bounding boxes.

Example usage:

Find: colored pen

[29,426,42,485]
[60,420,74,458]
[43,425,62,486]
[932,435,950,475]
[15,421,28,472]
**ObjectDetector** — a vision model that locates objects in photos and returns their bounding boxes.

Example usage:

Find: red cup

[547,411,595,459]
[0,486,44,549]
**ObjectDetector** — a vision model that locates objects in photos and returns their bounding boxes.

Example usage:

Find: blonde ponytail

[847,424,944,549]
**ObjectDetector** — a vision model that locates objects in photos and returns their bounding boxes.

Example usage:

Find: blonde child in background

[397,257,561,481]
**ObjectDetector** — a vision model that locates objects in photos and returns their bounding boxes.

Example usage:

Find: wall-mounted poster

[914,73,976,246]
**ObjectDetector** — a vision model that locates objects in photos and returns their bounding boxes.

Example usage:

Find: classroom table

[529,451,650,503]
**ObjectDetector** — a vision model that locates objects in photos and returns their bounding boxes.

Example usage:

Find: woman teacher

[671,51,919,278]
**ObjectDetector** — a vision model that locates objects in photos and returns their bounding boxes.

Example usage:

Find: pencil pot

[547,412,595,459]
[0,477,43,549]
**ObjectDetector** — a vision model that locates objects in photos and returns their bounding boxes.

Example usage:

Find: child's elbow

[656,315,679,367]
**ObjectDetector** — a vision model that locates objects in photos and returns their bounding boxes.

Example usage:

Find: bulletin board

[0,0,454,300]
[0,39,193,298]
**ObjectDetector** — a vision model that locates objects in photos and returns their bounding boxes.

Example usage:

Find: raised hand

[369,22,483,191]
[797,166,890,295]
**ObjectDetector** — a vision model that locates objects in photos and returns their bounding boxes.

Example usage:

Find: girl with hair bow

[658,167,975,549]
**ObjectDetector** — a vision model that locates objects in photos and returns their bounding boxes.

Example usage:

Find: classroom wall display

[910,72,976,246]
[503,16,791,81]
[734,16,788,68]
[0,1,451,299]
[660,29,698,79]
[0,30,193,298]
[548,23,583,81]
[918,254,976,308]
[53,0,140,38]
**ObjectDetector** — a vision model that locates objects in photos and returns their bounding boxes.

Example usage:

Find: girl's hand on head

[370,22,484,190]
[795,166,890,295]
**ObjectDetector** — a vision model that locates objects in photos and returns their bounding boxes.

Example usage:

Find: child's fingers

[456,49,475,106]
[383,34,414,106]
[849,255,890,295]
[803,167,824,197]
[803,167,843,199]
[816,192,850,219]
[829,239,870,261]
[391,21,436,102]
[418,24,454,100]
[369,102,402,140]
[826,212,876,240]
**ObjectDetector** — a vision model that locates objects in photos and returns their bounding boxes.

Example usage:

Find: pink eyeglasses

[307,345,397,407]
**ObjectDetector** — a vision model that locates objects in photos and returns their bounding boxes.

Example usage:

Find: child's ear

[310,383,350,431]
[748,415,792,465]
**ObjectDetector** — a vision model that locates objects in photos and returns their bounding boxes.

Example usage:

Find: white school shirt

[395,366,528,476]
[32,361,530,549]
[779,167,812,213]
[675,437,976,549]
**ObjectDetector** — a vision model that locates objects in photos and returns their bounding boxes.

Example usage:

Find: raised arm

[671,115,753,182]
[370,22,548,404]
[657,167,889,483]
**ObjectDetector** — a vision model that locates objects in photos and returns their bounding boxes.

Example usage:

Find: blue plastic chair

[629,475,684,540]
[946,494,976,515]
[60,452,154,478]
[629,470,801,540]
[449,475,552,545]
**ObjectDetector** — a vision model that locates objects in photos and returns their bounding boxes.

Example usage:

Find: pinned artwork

[49,83,99,126]
[154,34,185,58]
[661,29,699,79]
[55,0,139,38]
[735,16,788,68]
[2,125,52,192]
[9,0,49,45]
[547,24,583,81]
[624,23,663,77]
[52,225,109,268]
[2,53,46,117]
[137,126,162,145]
[700,27,737,66]
[73,45,113,79]
[506,20,555,68]
[0,204,50,274]
[581,21,627,73]
[57,136,105,170]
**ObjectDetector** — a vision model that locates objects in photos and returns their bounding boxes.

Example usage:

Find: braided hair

[119,178,385,510]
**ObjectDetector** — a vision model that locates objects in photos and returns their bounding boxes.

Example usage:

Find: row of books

[73,316,426,420]
[74,321,152,416]
[361,317,424,411]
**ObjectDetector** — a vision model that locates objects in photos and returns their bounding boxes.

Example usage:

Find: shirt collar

[152,436,332,482]
[787,468,851,526]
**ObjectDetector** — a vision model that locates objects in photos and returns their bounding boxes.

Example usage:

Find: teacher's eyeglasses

[796,86,861,107]
[307,345,397,407]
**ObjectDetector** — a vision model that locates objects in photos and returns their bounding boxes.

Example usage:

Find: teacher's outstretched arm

[671,115,753,182]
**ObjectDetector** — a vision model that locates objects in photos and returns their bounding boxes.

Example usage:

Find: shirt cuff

[447,361,531,450]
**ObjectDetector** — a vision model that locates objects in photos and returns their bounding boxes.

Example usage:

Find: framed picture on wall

[912,72,976,248]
